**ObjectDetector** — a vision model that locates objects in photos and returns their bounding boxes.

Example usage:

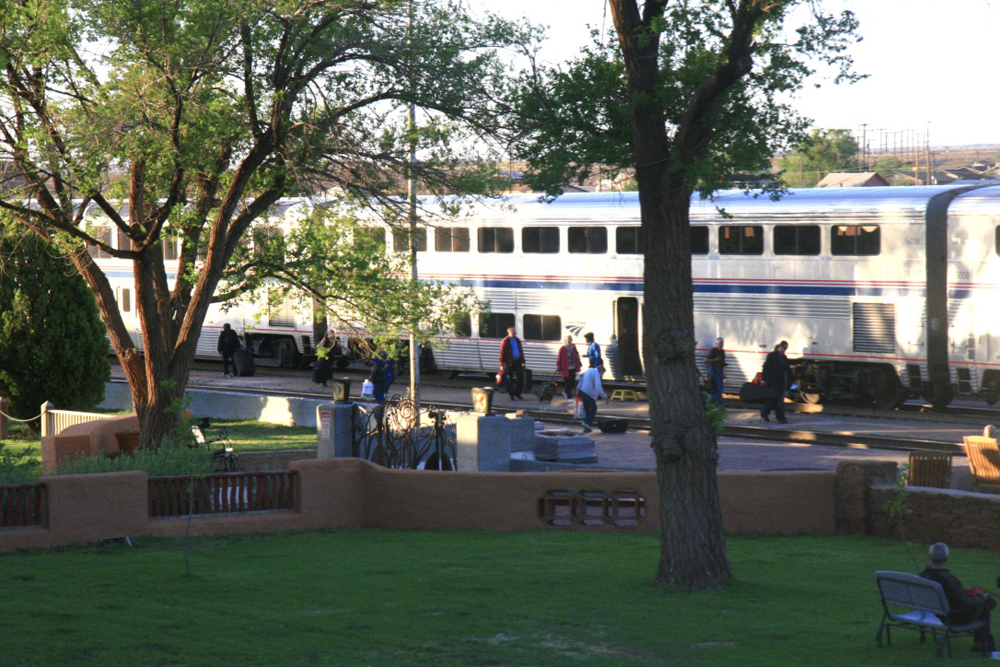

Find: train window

[774,225,820,255]
[995,226,1000,256]
[453,314,472,338]
[522,227,560,253]
[480,312,516,338]
[87,226,113,259]
[523,314,562,341]
[254,226,284,253]
[117,229,130,253]
[832,225,880,256]
[616,227,643,254]
[718,225,763,255]
[162,235,179,261]
[392,228,427,253]
[478,227,514,253]
[118,288,131,313]
[568,227,608,254]
[435,227,470,252]
[354,227,386,249]
[691,226,709,254]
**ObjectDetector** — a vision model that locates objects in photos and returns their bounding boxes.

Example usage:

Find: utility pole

[407,0,421,415]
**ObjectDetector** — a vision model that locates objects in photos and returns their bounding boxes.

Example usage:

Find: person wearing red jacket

[499,326,526,400]
[556,334,582,402]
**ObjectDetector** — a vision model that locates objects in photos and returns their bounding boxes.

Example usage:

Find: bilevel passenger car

[417,184,1000,408]
[89,199,318,369]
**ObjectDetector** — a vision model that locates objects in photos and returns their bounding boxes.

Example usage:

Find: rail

[0,483,45,528]
[41,404,111,438]
[148,471,297,518]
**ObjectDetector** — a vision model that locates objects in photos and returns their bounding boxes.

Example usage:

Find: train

[92,184,1000,407]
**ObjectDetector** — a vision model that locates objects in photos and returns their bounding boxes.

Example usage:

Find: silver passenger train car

[419,185,1000,408]
[92,186,1000,407]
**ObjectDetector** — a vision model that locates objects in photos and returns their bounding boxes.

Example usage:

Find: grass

[0,531,992,665]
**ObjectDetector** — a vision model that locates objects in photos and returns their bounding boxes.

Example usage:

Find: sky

[469,0,1000,149]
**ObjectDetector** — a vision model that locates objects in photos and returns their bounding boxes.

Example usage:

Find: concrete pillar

[40,401,55,438]
[455,413,512,472]
[316,402,356,459]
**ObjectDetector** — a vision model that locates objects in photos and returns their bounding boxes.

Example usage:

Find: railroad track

[170,375,971,457]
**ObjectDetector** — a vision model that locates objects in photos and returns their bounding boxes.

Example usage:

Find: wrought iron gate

[351,397,456,470]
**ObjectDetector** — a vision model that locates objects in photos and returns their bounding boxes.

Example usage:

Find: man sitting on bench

[920,542,996,654]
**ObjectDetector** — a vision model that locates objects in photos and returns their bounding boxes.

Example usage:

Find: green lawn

[0,531,991,665]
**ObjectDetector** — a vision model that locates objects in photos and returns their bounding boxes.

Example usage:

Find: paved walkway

[116,365,983,488]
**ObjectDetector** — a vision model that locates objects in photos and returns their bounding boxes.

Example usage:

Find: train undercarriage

[792,360,912,410]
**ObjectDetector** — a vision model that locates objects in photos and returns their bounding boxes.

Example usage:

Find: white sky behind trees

[472,0,1000,149]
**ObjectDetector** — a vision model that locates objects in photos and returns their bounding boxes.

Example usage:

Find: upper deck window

[522,227,560,253]
[774,225,820,255]
[435,227,470,252]
[616,227,642,255]
[354,227,387,250]
[568,227,607,254]
[691,226,709,255]
[478,227,514,253]
[393,228,427,253]
[831,225,880,256]
[87,226,113,259]
[718,225,763,255]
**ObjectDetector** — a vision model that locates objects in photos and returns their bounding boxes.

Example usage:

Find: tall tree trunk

[643,178,731,589]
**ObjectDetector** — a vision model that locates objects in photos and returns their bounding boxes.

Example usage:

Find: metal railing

[148,471,297,518]
[0,483,45,528]
[40,403,111,438]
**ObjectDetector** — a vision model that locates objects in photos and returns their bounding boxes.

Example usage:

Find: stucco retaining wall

[0,459,836,552]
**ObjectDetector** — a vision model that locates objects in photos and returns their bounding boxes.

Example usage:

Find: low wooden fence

[0,483,45,528]
[148,471,297,518]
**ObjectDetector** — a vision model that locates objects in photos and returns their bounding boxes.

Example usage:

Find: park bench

[875,570,988,658]
[190,418,240,472]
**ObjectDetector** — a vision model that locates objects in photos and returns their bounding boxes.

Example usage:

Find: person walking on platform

[576,364,607,433]
[584,332,602,368]
[705,337,726,407]
[556,335,582,402]
[217,323,241,377]
[759,340,791,423]
[499,326,526,400]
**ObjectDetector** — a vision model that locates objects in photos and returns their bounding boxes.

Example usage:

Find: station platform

[113,366,987,488]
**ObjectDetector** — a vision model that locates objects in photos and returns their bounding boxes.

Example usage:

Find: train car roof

[418,184,1000,226]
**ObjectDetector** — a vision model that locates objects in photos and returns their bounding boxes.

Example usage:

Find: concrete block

[456,414,511,472]
[316,403,356,459]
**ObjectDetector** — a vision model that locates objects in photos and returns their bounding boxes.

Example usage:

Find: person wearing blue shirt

[584,332,601,368]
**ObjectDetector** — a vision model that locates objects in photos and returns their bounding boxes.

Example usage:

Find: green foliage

[0,0,537,448]
[54,445,214,477]
[222,204,484,353]
[0,230,110,427]
[0,444,41,483]
[509,3,862,196]
[703,395,728,435]
[777,128,862,187]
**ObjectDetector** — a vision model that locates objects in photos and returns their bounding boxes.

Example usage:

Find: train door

[614,297,643,377]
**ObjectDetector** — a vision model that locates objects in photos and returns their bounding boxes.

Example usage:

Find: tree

[0,0,532,447]
[511,1,859,589]
[777,128,861,187]
[0,230,109,426]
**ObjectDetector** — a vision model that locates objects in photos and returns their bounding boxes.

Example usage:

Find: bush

[55,445,215,477]
[0,444,42,483]
[0,231,110,428]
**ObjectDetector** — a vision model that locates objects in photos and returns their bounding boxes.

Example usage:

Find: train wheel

[335,358,351,369]
[873,371,907,410]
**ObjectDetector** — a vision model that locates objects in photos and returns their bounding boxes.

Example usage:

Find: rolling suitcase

[536,375,560,402]
[233,347,256,377]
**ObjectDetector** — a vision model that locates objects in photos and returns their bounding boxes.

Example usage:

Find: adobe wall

[0,459,837,552]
